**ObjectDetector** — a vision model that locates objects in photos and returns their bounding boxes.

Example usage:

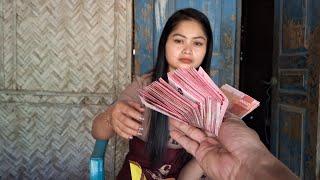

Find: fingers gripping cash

[138,67,259,136]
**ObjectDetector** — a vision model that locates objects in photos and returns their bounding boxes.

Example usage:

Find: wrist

[234,149,272,179]
[102,108,116,139]
[238,150,297,180]
[103,108,113,127]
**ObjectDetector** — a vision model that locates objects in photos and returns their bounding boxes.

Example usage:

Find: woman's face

[165,20,207,72]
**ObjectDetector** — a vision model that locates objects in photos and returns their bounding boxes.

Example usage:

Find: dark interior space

[240,0,274,149]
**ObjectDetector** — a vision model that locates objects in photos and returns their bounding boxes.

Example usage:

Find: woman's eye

[194,42,203,46]
[174,39,183,44]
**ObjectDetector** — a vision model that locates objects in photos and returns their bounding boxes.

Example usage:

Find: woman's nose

[182,44,192,55]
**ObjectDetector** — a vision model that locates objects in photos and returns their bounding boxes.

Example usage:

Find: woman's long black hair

[146,8,213,166]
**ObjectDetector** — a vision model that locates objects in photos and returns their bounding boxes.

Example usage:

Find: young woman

[92,8,213,180]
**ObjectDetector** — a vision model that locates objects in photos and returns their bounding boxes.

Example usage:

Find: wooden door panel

[271,0,320,179]
[278,104,305,176]
[279,69,307,93]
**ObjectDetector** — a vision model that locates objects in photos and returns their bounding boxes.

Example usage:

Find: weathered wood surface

[0,0,132,179]
[271,0,320,179]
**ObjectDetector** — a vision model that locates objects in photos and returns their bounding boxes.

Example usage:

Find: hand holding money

[169,117,298,180]
[138,67,259,136]
[109,100,145,139]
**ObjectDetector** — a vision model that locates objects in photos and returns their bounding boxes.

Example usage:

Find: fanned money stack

[138,67,259,136]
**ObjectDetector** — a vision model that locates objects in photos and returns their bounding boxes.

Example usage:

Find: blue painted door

[271,0,320,179]
[134,0,240,87]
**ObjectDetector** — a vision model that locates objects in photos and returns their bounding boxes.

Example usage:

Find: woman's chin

[168,64,196,72]
[176,64,194,69]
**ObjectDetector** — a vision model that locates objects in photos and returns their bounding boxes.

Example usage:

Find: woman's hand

[109,100,145,139]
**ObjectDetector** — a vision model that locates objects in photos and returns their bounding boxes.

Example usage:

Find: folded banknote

[138,67,259,136]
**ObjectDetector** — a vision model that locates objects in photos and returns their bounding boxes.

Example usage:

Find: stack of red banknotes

[138,67,259,136]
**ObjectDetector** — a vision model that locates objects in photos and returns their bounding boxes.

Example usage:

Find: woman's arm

[91,74,150,140]
[178,158,204,180]
[91,99,145,140]
[91,106,115,140]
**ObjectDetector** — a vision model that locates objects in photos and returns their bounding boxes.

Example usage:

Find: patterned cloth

[116,137,188,180]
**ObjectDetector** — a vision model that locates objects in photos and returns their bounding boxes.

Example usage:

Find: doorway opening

[240,0,274,149]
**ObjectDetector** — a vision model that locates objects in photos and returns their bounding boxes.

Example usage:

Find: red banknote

[220,84,259,118]
[138,67,259,136]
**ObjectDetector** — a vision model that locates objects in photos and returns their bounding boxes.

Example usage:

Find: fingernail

[138,116,144,121]
[137,127,143,136]
[129,136,133,139]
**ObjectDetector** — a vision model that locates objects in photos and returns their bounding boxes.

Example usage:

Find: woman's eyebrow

[172,33,186,38]
[172,33,206,40]
[193,36,206,40]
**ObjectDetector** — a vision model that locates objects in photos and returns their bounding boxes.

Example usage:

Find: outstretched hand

[169,117,298,180]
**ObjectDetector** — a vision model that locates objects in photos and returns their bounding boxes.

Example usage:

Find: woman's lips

[179,58,192,64]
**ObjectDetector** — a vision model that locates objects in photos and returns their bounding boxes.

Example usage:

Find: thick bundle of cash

[138,67,259,136]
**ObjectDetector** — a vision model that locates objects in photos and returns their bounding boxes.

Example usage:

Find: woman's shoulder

[133,72,153,87]
[117,72,153,101]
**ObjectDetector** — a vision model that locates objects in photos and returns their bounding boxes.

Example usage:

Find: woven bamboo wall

[0,0,132,179]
